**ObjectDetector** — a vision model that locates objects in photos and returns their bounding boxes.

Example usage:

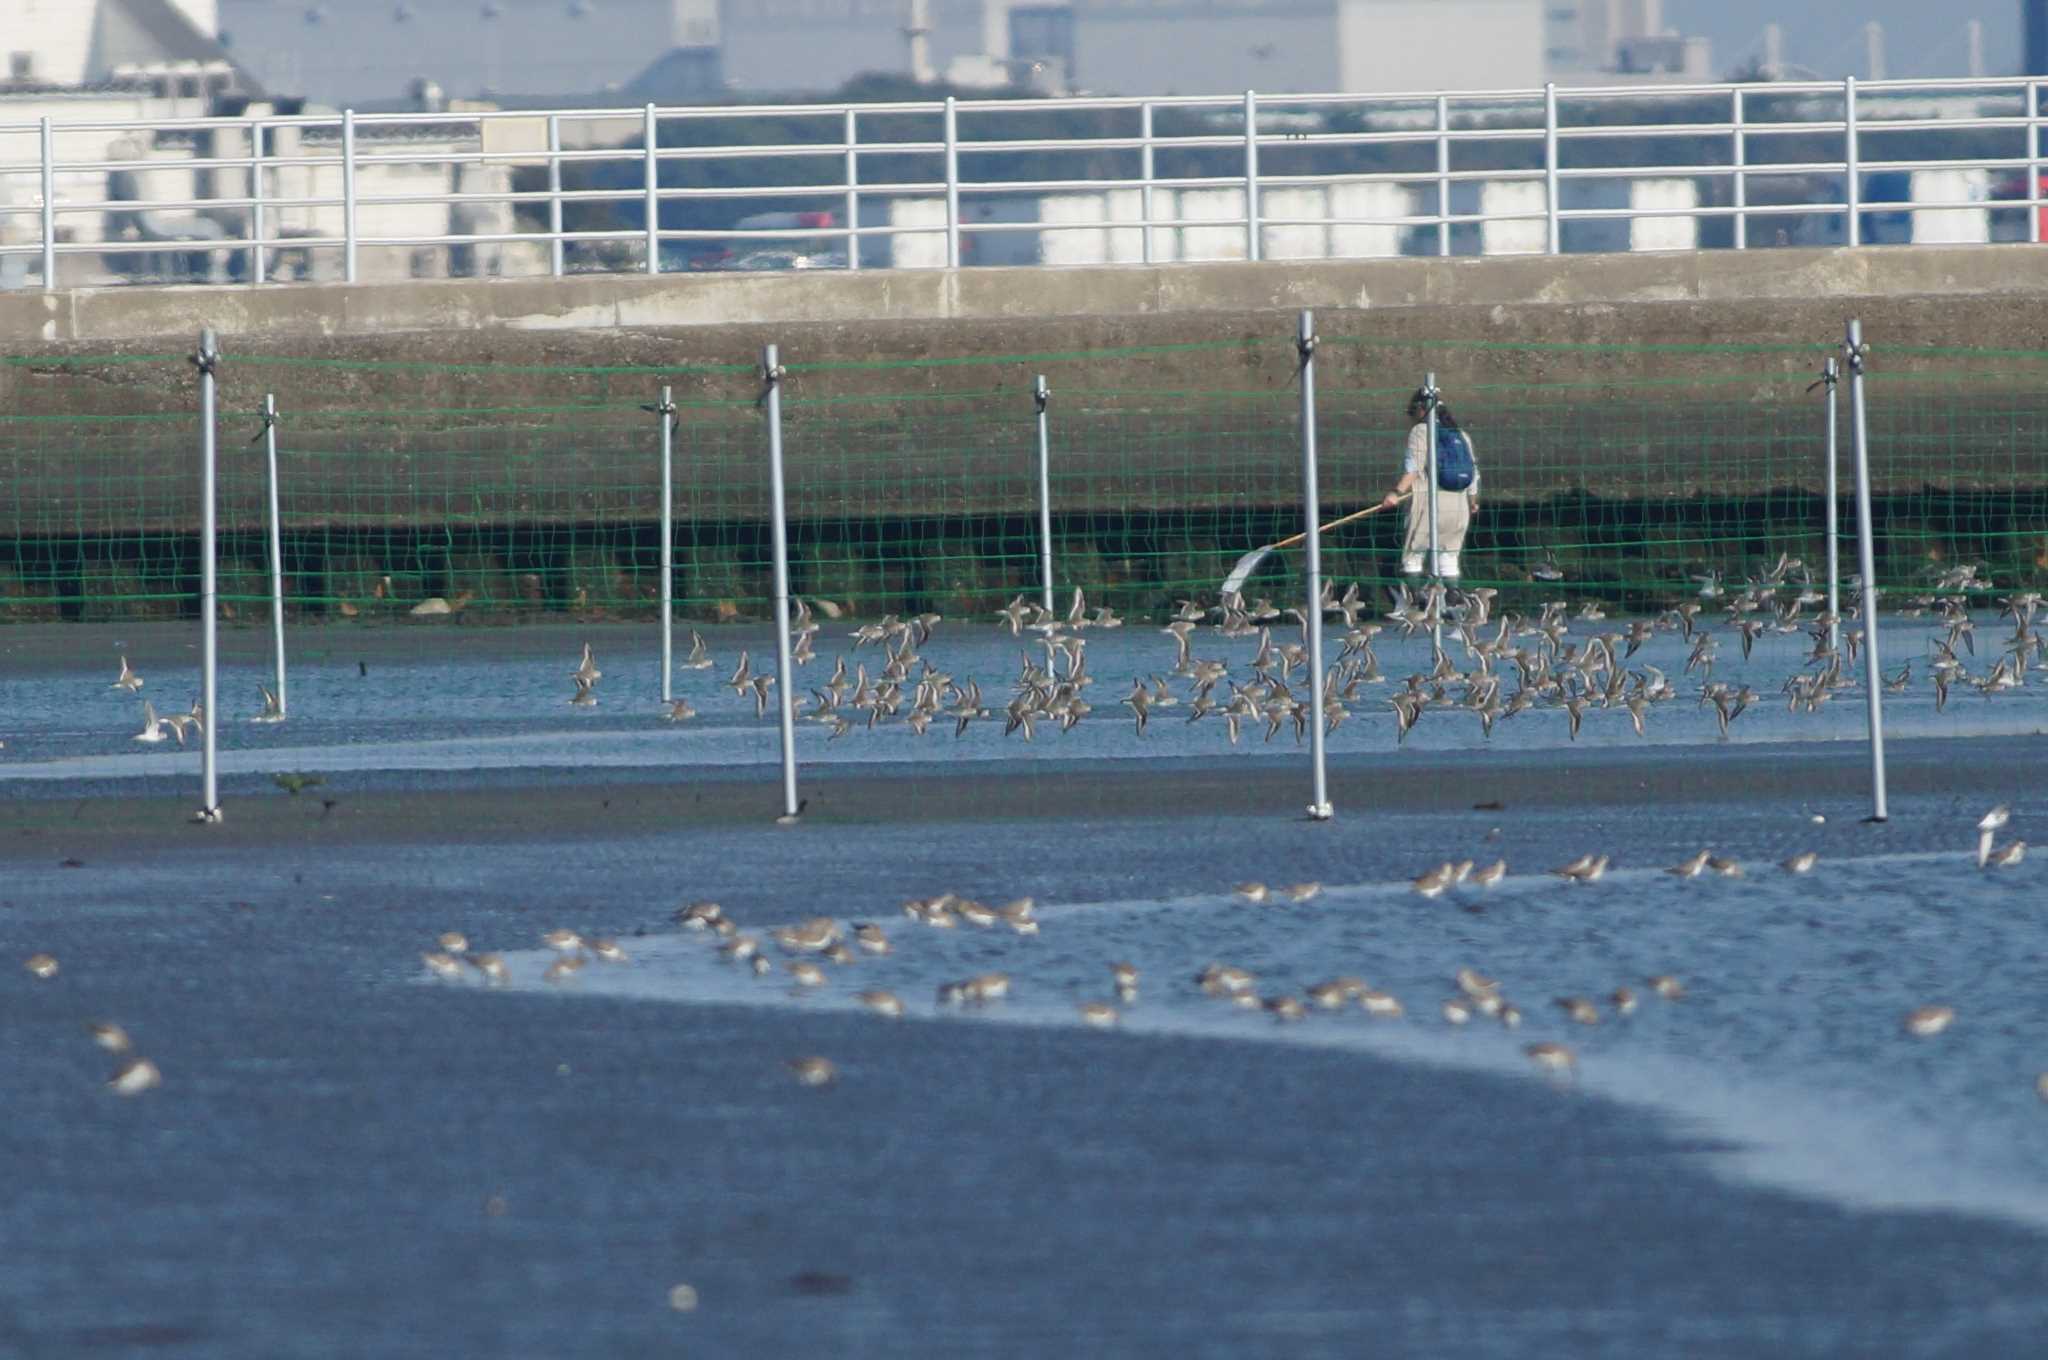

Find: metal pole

[1844,78,1861,248]
[1299,311,1331,821]
[1845,320,1887,822]
[262,394,287,718]
[341,109,358,284]
[1139,101,1155,266]
[844,108,860,271]
[943,96,961,268]
[2030,82,2042,247]
[39,117,56,291]
[1821,357,1840,654]
[250,121,267,285]
[196,330,222,823]
[1435,93,1451,257]
[658,385,676,703]
[1423,373,1441,582]
[1543,83,1561,255]
[762,346,801,822]
[644,103,661,274]
[1034,376,1054,615]
[1731,88,1747,251]
[547,113,564,277]
[1243,89,1261,262]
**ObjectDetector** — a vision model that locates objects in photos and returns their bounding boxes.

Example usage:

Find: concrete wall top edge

[5,245,2046,349]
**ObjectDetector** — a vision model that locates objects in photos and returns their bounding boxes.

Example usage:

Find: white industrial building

[198,0,1701,106]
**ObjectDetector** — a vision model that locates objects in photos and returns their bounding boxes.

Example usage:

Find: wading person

[1380,389,1478,581]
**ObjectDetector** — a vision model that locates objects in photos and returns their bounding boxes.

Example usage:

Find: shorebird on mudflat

[252,684,284,723]
[1555,996,1601,1025]
[1359,990,1404,1019]
[420,951,465,980]
[786,1057,836,1087]
[1648,974,1685,1000]
[1978,805,2013,869]
[1903,1005,1955,1037]
[109,1057,162,1095]
[133,702,169,744]
[1077,1001,1121,1030]
[854,991,904,1018]
[1550,853,1609,884]
[1413,863,1457,899]
[1780,851,1819,875]
[675,901,723,930]
[111,655,143,692]
[1984,840,2027,869]
[1666,850,1711,879]
[1524,1042,1575,1076]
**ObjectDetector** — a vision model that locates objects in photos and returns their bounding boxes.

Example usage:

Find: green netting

[2,338,2044,625]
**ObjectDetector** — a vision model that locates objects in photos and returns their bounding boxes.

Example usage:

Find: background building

[199,0,1709,108]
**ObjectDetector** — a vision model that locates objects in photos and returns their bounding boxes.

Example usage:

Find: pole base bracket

[192,806,225,825]
[1305,802,1335,822]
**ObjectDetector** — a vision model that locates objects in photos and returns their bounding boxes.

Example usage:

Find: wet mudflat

[2,620,2046,1357]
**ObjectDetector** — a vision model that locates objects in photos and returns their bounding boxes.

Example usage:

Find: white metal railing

[2,75,2045,291]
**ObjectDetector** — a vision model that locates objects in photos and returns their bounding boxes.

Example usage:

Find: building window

[8,52,33,80]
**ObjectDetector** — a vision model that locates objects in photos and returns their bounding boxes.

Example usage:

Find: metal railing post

[1543,82,1561,255]
[1816,358,1840,655]
[1243,89,1261,261]
[644,103,661,274]
[943,96,961,268]
[38,116,56,291]
[1034,376,1054,615]
[844,108,860,271]
[656,386,676,702]
[547,113,564,277]
[1731,88,1747,251]
[1139,101,1155,265]
[250,120,267,284]
[341,109,358,283]
[2030,82,2042,246]
[1845,320,1887,822]
[1299,311,1331,821]
[762,346,801,822]
[1435,93,1451,257]
[1844,77,1861,248]
[262,394,287,718]
[195,330,223,823]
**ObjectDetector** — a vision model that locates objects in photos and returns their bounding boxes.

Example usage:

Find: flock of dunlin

[388,795,2023,1094]
[68,551,2041,760]
[15,952,163,1096]
[618,564,2044,750]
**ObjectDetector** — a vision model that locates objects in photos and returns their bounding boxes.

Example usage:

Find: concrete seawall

[6,244,2048,348]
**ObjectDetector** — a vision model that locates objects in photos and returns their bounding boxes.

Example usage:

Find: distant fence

[3,76,2048,290]
[3,325,2045,623]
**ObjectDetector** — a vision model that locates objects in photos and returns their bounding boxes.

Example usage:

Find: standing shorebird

[1903,1005,1955,1037]
[1524,1042,1576,1077]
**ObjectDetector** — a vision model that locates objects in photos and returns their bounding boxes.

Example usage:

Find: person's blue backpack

[1434,424,1475,492]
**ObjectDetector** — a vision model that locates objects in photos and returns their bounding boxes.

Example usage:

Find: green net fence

[2,335,2045,626]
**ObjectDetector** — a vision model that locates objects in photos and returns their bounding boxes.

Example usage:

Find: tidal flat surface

[1,616,2045,1357]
